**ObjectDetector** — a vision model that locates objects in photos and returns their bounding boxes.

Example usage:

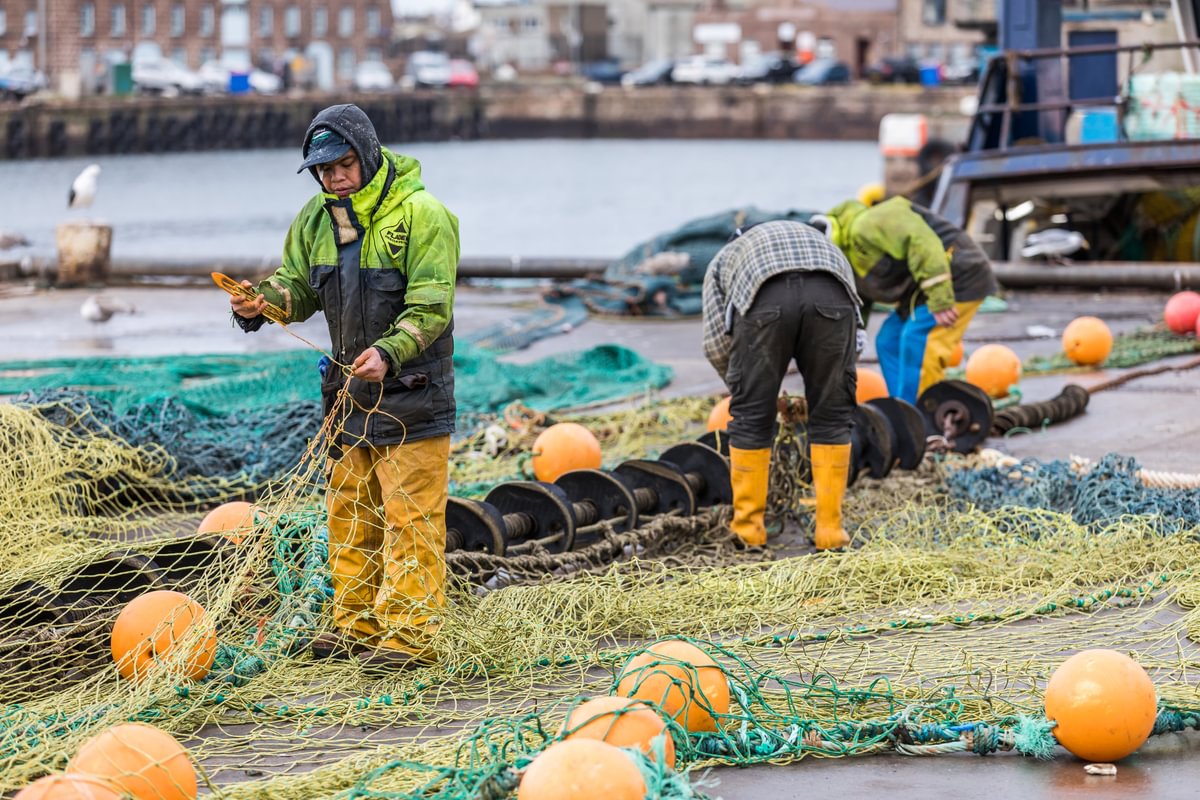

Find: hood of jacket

[826,199,869,253]
[302,104,383,188]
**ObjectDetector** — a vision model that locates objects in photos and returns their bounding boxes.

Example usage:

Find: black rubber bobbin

[918,379,995,454]
[865,397,929,471]
[850,404,897,484]
[484,481,577,555]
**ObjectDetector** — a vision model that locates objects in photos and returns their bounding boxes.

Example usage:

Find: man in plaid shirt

[702,220,863,549]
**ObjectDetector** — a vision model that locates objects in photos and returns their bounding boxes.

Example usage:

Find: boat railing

[966,39,1200,152]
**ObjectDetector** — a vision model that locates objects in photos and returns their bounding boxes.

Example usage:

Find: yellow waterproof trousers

[326,435,450,655]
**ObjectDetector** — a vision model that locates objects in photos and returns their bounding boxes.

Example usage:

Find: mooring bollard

[55,222,113,287]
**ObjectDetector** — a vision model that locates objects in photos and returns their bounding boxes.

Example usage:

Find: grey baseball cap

[297,127,352,172]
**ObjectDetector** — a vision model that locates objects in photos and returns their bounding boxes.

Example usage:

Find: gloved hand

[856,329,867,356]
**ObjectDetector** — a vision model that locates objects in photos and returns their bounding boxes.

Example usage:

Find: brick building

[692,0,898,75]
[0,0,394,94]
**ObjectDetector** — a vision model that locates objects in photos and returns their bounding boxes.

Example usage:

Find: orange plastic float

[706,397,733,432]
[110,590,217,683]
[1164,290,1200,335]
[561,695,675,765]
[964,344,1022,399]
[15,775,123,800]
[616,639,730,733]
[70,723,198,800]
[1044,649,1157,762]
[947,341,964,368]
[530,423,602,482]
[1061,316,1113,366]
[854,368,888,403]
[197,501,257,543]
[518,739,645,800]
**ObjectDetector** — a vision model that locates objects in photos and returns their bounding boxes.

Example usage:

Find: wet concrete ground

[2,281,1199,796]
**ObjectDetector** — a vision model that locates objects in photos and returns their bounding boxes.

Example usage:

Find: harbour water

[1,138,879,262]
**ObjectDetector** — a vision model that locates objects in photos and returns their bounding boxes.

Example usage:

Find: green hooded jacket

[252,144,460,445]
[255,147,459,366]
[827,196,995,317]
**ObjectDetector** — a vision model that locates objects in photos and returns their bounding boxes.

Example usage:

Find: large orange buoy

[1164,290,1200,335]
[1044,649,1157,762]
[530,423,602,482]
[518,739,645,800]
[197,501,257,543]
[947,341,964,368]
[1061,316,1113,366]
[616,639,730,733]
[561,696,675,765]
[706,397,733,432]
[15,774,123,800]
[855,368,888,403]
[110,591,217,683]
[70,724,197,800]
[964,343,1022,398]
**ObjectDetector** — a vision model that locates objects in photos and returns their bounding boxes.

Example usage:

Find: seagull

[68,164,102,210]
[81,293,136,323]
[0,231,30,249]
[1021,229,1089,262]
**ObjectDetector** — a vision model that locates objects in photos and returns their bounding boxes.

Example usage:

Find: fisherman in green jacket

[822,197,997,404]
[230,104,459,670]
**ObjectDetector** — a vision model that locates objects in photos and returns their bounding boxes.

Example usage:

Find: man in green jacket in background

[231,103,459,670]
[823,197,997,404]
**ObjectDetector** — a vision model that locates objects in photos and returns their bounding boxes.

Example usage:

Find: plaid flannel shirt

[702,220,861,382]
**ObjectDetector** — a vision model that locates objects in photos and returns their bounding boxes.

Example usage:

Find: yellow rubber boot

[810,443,851,550]
[729,446,772,547]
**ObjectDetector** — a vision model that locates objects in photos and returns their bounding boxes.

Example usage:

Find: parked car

[671,56,739,86]
[737,54,800,85]
[621,58,674,87]
[492,63,518,83]
[941,59,981,85]
[353,60,395,92]
[132,59,203,95]
[580,60,625,84]
[448,59,480,88]
[406,51,451,88]
[865,55,921,84]
[794,59,852,86]
[0,66,48,100]
[197,61,282,94]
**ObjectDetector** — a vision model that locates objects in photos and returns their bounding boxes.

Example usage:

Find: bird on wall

[68,164,102,210]
[80,293,136,323]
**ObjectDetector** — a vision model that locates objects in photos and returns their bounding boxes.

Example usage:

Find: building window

[199,4,214,37]
[81,4,96,36]
[259,6,273,36]
[0,10,6,36]
[366,47,382,62]
[172,47,187,66]
[171,4,184,36]
[338,46,355,78]
[200,46,216,65]
[285,5,301,37]
[313,5,328,36]
[111,5,127,36]
[339,6,354,37]
[922,0,946,26]
[24,9,37,36]
[141,4,156,36]
[366,7,381,36]
[523,16,539,30]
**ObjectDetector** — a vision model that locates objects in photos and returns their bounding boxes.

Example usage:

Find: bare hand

[932,307,959,327]
[231,280,268,319]
[351,348,388,383]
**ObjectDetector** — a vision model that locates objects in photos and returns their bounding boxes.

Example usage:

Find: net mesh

[2,347,1200,798]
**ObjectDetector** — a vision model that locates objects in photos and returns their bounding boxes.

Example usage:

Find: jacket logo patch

[382,222,409,259]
